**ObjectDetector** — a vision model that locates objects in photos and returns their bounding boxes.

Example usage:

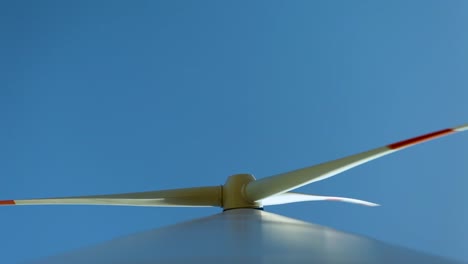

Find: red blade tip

[388,129,454,149]
[0,200,15,205]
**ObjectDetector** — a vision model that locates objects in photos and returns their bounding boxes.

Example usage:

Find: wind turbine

[2,124,467,264]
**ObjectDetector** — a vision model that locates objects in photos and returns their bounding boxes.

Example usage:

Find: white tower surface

[29,209,463,264]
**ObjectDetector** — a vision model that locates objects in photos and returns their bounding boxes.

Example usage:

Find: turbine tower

[2,124,467,264]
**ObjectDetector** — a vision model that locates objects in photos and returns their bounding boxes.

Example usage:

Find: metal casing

[30,209,462,264]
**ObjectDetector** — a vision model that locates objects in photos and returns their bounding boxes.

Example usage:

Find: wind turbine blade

[261,192,379,207]
[0,186,221,207]
[246,124,468,202]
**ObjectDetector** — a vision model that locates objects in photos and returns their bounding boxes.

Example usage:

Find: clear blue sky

[1,1,467,263]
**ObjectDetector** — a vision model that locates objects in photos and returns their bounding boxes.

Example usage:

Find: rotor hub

[222,174,261,210]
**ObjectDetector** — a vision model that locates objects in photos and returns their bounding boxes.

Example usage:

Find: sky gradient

[1,1,468,263]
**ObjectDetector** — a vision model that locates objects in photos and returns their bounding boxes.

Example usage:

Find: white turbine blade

[0,186,221,207]
[246,124,468,202]
[261,192,379,207]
